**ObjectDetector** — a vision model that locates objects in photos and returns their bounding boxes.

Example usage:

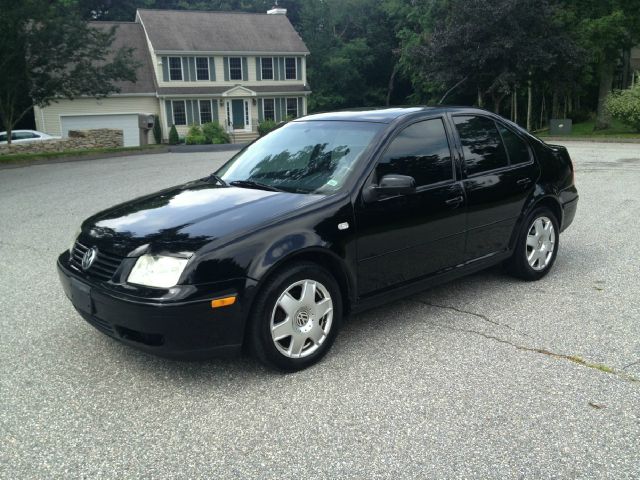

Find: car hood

[82,179,323,256]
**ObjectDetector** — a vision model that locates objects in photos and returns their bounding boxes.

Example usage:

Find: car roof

[297,106,492,124]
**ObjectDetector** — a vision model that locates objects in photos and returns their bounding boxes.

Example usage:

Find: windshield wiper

[229,180,285,192]
[206,174,228,186]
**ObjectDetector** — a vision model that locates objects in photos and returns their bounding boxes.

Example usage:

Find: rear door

[355,117,466,296]
[450,115,538,261]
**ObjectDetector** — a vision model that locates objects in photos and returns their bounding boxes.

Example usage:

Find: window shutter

[279,58,285,81]
[296,57,302,80]
[273,57,280,80]
[297,97,303,117]
[209,57,216,81]
[211,100,219,122]
[223,57,229,81]
[165,100,173,125]
[188,57,196,82]
[186,100,194,124]
[162,57,169,82]
[275,98,283,122]
[256,57,262,81]
[242,57,248,81]
[258,98,263,122]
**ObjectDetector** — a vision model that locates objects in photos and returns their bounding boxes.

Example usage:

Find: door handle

[517,178,532,186]
[445,195,464,206]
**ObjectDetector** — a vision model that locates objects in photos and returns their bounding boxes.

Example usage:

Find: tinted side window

[0,134,6,142]
[14,132,37,140]
[377,119,454,186]
[453,116,508,175]
[498,124,530,164]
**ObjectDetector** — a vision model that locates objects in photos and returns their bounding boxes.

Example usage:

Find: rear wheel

[248,262,342,371]
[507,207,559,280]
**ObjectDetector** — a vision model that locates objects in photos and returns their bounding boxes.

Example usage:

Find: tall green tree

[0,0,138,144]
[396,0,582,116]
[561,0,640,129]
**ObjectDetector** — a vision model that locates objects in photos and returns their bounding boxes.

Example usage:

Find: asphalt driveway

[1,141,638,478]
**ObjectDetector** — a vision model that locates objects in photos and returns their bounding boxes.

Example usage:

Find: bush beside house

[168,124,180,145]
[258,120,278,136]
[152,115,162,144]
[185,122,230,144]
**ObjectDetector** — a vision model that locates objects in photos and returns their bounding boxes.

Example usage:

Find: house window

[263,98,275,121]
[286,98,298,118]
[199,100,212,123]
[229,57,242,81]
[169,57,183,81]
[196,58,209,81]
[172,100,186,125]
[285,57,297,80]
[261,58,274,80]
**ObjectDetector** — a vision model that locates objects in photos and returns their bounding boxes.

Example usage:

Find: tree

[396,0,582,119]
[561,0,640,129]
[0,0,138,144]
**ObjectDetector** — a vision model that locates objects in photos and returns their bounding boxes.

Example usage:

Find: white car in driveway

[0,130,61,144]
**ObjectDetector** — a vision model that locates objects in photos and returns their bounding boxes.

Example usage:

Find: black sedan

[57,107,578,371]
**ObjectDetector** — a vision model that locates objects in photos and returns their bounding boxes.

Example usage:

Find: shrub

[258,119,278,136]
[202,121,230,144]
[152,115,161,144]
[605,84,640,132]
[168,124,180,145]
[185,124,206,144]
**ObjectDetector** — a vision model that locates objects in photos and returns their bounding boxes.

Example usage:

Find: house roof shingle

[89,22,156,94]
[137,9,309,54]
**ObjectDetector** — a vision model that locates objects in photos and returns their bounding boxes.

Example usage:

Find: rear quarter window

[497,124,531,164]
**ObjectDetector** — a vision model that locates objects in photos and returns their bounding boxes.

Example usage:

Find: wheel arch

[509,194,563,250]
[243,247,355,348]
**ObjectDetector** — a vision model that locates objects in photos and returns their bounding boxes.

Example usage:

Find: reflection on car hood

[82,179,322,255]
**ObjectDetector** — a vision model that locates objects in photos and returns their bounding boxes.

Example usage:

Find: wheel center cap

[293,308,313,332]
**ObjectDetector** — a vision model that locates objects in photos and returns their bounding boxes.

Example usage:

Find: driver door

[354,118,466,296]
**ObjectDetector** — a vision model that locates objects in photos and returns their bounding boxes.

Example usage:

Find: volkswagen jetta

[57,107,578,371]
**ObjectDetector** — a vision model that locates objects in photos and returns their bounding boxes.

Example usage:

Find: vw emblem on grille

[81,247,98,271]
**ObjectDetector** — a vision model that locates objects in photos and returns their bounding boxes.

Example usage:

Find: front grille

[70,241,124,281]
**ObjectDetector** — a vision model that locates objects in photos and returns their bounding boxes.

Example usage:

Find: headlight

[69,227,81,253]
[127,254,189,288]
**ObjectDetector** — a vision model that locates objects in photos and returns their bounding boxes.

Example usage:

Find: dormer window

[229,57,243,81]
[261,58,274,80]
[285,57,297,80]
[169,57,183,81]
[196,57,209,81]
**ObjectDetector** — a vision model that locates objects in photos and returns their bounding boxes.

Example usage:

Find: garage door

[61,114,140,147]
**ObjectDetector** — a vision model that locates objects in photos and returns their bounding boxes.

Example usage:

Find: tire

[248,262,342,371]
[506,207,559,281]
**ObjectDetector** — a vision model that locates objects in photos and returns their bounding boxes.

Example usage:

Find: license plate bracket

[70,278,93,314]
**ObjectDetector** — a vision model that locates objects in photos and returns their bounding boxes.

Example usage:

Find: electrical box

[549,119,572,136]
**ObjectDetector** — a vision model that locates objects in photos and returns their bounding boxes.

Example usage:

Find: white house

[33,7,311,145]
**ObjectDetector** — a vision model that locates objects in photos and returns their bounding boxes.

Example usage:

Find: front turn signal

[211,296,237,309]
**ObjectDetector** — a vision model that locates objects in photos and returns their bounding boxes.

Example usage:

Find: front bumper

[57,252,256,359]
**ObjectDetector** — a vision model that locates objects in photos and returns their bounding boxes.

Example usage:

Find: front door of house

[231,99,245,130]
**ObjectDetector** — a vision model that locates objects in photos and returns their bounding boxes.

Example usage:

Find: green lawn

[0,144,165,165]
[537,119,640,139]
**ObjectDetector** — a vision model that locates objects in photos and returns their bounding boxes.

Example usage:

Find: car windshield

[216,121,383,194]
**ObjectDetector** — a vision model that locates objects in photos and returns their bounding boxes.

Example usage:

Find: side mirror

[363,174,416,202]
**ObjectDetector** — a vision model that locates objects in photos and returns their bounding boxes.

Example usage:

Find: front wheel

[506,207,559,281]
[248,262,342,371]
